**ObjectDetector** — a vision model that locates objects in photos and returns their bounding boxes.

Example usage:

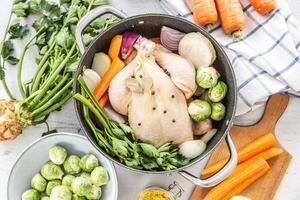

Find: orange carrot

[99,91,109,108]
[215,0,246,37]
[222,164,270,200]
[108,35,122,60]
[203,157,270,200]
[201,133,276,176]
[229,148,282,178]
[191,0,218,29]
[93,57,125,100]
[250,0,277,15]
[150,37,161,44]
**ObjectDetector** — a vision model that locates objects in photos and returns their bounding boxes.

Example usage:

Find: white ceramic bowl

[7,132,118,200]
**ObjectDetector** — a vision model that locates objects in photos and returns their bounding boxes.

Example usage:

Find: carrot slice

[192,0,218,29]
[108,35,122,60]
[99,91,109,108]
[93,57,125,100]
[222,164,270,200]
[215,0,246,37]
[203,157,270,200]
[250,0,277,15]
[201,133,276,176]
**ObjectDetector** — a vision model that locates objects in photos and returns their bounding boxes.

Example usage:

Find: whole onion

[160,26,185,51]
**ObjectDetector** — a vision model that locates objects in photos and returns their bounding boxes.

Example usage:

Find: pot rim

[73,13,237,174]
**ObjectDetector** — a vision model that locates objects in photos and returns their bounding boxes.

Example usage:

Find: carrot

[93,57,125,100]
[250,0,277,15]
[215,0,246,38]
[201,133,276,176]
[229,148,282,178]
[150,37,161,44]
[222,164,270,200]
[191,0,218,29]
[203,157,270,200]
[99,91,109,108]
[108,35,122,60]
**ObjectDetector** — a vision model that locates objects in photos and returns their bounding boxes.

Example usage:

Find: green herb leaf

[139,143,159,158]
[8,22,29,39]
[112,138,129,158]
[5,56,19,65]
[13,0,27,4]
[12,2,29,17]
[28,0,42,14]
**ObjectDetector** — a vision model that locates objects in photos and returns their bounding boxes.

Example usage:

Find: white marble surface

[1,0,300,199]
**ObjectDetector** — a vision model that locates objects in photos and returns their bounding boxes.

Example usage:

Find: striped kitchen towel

[160,0,300,116]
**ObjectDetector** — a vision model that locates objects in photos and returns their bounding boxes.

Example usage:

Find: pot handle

[75,5,127,54]
[179,133,237,187]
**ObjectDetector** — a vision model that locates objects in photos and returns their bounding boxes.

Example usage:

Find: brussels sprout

[41,161,64,180]
[196,67,219,89]
[85,185,101,200]
[91,166,109,187]
[211,102,226,121]
[50,185,72,200]
[41,196,50,200]
[21,189,40,200]
[188,100,211,121]
[62,175,75,190]
[71,177,93,196]
[49,145,67,165]
[208,81,228,102]
[79,154,99,172]
[200,91,212,103]
[31,173,47,192]
[80,172,91,180]
[46,180,62,196]
[64,155,81,175]
[72,194,87,200]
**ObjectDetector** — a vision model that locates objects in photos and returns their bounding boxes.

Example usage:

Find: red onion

[121,32,140,60]
[160,26,185,51]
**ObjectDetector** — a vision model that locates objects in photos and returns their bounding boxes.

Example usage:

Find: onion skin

[160,26,185,51]
[121,32,140,60]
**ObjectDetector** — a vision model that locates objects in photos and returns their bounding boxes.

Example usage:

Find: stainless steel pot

[73,5,238,188]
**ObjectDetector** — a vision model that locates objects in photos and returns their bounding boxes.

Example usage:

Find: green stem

[31,79,73,117]
[232,30,243,40]
[0,11,12,57]
[33,74,70,109]
[34,92,72,120]
[31,42,56,93]
[17,28,45,99]
[74,93,109,130]
[29,43,76,109]
[1,79,14,99]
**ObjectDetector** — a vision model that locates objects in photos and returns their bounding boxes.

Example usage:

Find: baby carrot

[250,0,277,15]
[192,0,218,30]
[215,0,246,38]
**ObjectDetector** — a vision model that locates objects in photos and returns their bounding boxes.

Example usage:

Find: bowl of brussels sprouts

[7,132,118,200]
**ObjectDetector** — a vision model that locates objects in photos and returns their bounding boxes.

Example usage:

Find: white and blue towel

[160,0,300,116]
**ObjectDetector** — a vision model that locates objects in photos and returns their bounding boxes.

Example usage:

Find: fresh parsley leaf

[40,0,61,22]
[1,40,14,59]
[8,22,29,39]
[28,0,42,14]
[12,2,29,17]
[13,0,27,4]
[83,33,93,46]
[5,56,19,65]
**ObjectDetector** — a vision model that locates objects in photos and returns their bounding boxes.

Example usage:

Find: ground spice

[138,189,172,200]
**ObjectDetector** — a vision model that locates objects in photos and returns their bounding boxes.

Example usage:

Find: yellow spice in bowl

[138,189,172,200]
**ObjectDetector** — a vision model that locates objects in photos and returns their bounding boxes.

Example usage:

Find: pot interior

[74,14,236,172]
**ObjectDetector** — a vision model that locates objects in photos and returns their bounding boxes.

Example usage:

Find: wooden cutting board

[190,93,292,200]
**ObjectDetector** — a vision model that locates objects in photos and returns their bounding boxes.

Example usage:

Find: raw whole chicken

[109,39,196,147]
